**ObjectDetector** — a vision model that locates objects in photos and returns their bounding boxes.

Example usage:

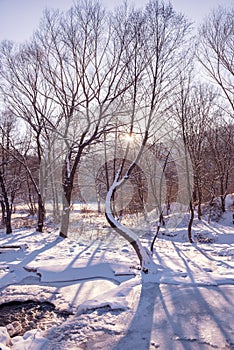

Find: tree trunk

[105,177,155,273]
[150,212,165,254]
[50,169,60,224]
[59,180,72,238]
[37,193,46,232]
[188,200,194,243]
[220,180,226,213]
[197,201,202,220]
[0,200,5,227]
[105,210,151,272]
[196,186,203,220]
[5,206,12,234]
[60,204,71,238]
[220,195,226,213]
[0,172,12,234]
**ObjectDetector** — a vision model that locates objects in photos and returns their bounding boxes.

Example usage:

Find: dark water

[0,300,71,336]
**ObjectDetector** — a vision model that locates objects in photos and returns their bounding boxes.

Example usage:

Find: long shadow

[51,231,137,308]
[0,235,63,290]
[53,239,110,307]
[158,283,234,349]
[2,228,233,348]
[18,236,63,267]
[68,242,107,308]
[211,283,234,309]
[170,242,233,347]
[201,219,234,237]
[157,285,190,350]
[175,241,234,285]
[193,243,233,269]
[28,231,135,309]
[0,229,40,246]
[112,281,160,350]
[0,235,125,315]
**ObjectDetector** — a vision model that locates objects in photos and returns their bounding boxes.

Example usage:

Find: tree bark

[220,194,226,213]
[59,179,73,238]
[5,207,12,234]
[188,200,194,243]
[150,212,165,254]
[0,200,5,227]
[36,193,46,232]
[0,172,12,234]
[197,187,202,220]
[197,201,202,220]
[105,173,155,273]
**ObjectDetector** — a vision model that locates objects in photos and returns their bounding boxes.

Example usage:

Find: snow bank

[0,325,48,350]
[37,262,134,284]
[225,193,234,209]
[0,326,12,350]
[77,278,140,315]
[11,329,48,350]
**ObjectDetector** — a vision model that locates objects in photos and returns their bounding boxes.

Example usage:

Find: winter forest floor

[0,208,233,350]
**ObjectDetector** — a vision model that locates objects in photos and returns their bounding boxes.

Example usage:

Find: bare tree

[32,0,152,238]
[0,109,23,233]
[198,6,234,114]
[185,84,217,219]
[206,117,234,212]
[0,40,53,232]
[105,0,192,271]
[197,7,234,209]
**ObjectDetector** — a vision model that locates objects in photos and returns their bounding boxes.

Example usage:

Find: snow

[37,262,135,284]
[0,208,233,349]
[11,330,48,350]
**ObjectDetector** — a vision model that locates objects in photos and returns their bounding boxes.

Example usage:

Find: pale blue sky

[0,0,233,43]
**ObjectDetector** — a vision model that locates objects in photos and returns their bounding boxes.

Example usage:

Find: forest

[0,1,234,349]
[0,0,233,239]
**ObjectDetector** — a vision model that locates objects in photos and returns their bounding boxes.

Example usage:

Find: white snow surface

[0,209,233,349]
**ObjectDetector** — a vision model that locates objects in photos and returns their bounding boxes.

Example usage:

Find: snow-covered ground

[0,209,233,349]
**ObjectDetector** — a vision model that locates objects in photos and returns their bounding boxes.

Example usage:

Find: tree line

[0,0,233,266]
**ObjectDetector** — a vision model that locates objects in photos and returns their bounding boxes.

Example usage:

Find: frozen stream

[0,300,71,337]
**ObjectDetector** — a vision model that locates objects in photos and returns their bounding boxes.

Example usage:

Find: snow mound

[0,326,12,350]
[77,278,140,315]
[37,262,135,284]
[12,329,48,350]
[0,325,48,350]
[225,193,234,210]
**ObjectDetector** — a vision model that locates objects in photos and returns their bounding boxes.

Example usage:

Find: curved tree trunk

[150,212,165,254]
[105,174,155,273]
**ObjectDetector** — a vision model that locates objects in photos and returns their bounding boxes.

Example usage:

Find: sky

[0,0,233,43]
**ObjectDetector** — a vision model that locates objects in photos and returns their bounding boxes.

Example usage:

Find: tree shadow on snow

[112,240,234,350]
[112,282,160,350]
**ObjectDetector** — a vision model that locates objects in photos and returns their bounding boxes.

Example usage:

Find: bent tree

[105,0,192,272]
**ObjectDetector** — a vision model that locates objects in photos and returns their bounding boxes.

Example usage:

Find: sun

[125,133,134,142]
